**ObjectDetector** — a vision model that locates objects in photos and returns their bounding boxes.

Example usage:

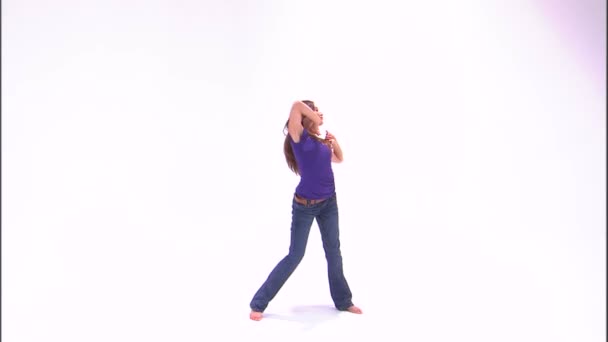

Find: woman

[249,100,362,321]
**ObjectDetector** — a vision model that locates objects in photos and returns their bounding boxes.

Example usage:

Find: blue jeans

[250,193,354,312]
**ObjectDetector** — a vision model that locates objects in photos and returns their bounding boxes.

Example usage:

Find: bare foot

[346,305,362,314]
[250,311,263,321]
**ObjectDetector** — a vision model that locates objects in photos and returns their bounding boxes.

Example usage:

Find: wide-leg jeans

[249,193,353,312]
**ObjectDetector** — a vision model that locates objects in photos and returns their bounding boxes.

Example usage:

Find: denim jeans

[250,193,353,312]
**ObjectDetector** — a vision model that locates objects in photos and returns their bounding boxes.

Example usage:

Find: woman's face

[303,110,323,128]
[303,115,322,135]
[312,106,324,125]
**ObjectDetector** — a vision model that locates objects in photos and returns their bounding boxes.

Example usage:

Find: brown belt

[294,194,327,205]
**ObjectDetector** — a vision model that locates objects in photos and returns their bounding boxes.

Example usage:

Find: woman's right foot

[345,305,363,314]
[250,311,263,321]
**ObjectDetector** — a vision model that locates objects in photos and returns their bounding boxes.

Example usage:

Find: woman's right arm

[287,101,321,143]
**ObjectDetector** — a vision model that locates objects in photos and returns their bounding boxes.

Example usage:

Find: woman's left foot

[250,311,263,321]
[346,305,362,314]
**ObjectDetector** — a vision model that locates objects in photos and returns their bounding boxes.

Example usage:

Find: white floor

[2,196,605,342]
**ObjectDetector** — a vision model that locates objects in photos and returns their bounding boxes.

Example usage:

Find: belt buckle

[295,194,313,207]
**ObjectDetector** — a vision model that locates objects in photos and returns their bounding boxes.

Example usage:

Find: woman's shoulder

[290,128,311,144]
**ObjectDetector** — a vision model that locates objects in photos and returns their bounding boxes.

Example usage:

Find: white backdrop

[2,1,606,341]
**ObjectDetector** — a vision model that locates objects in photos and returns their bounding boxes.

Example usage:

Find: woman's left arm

[326,132,343,163]
[331,141,343,163]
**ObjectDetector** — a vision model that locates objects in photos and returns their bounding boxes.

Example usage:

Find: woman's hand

[324,131,343,162]
[324,131,336,145]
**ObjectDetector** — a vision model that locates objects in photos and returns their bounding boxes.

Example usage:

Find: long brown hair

[283,100,326,175]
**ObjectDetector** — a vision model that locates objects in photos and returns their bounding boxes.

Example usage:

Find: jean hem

[336,303,354,311]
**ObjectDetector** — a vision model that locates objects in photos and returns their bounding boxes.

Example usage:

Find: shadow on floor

[262,304,341,330]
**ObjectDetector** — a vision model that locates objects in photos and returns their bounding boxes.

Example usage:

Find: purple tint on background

[532,0,606,90]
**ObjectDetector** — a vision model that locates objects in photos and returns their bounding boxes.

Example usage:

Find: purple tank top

[290,129,335,200]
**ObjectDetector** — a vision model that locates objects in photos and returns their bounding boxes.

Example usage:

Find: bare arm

[287,101,321,143]
[325,131,343,163]
[331,140,343,163]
